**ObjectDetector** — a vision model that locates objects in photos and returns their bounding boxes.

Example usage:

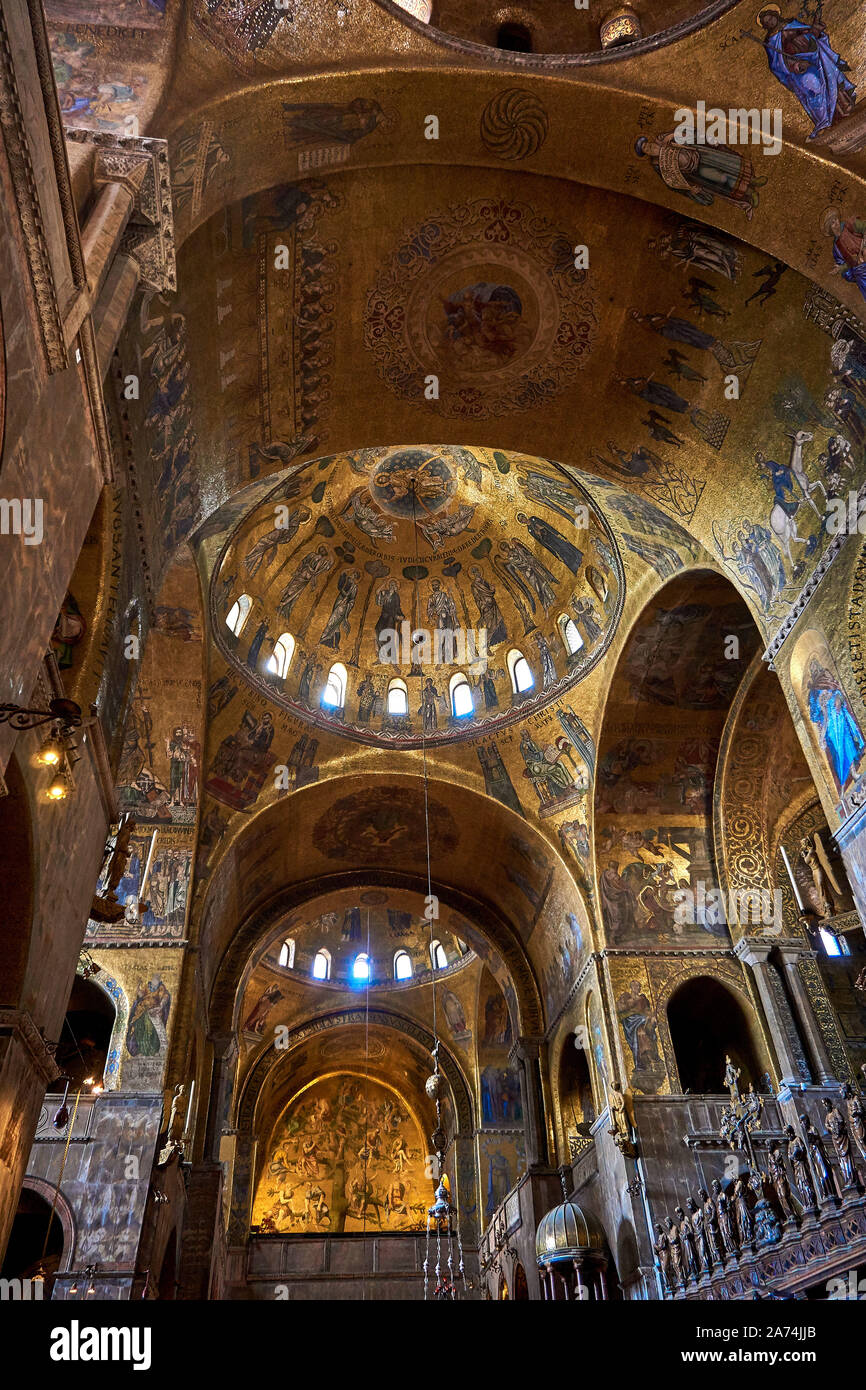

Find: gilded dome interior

[209,444,623,747]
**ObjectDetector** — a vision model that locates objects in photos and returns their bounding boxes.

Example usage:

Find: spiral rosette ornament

[480,89,549,161]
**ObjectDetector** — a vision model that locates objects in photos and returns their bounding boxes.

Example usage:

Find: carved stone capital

[733,937,773,968]
[66,129,176,293]
[0,1007,62,1086]
[510,1035,544,1066]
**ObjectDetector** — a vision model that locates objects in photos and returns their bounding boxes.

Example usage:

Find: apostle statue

[675,1204,698,1279]
[711,1179,737,1256]
[786,1124,817,1210]
[700,1187,723,1265]
[821,1096,858,1191]
[666,1215,684,1288]
[654,1224,675,1294]
[842,1082,866,1161]
[767,1142,796,1222]
[687,1196,711,1272]
[732,1176,753,1246]
[801,1113,837,1202]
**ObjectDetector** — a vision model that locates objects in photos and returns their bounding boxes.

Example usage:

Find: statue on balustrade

[732,1176,753,1246]
[687,1196,712,1271]
[666,1214,684,1287]
[822,1096,858,1190]
[700,1187,723,1265]
[767,1142,796,1221]
[842,1083,866,1161]
[675,1204,699,1278]
[711,1178,737,1256]
[801,1113,837,1202]
[786,1124,817,1210]
[654,1223,675,1294]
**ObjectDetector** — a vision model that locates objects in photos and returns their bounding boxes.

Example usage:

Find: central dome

[210,445,623,748]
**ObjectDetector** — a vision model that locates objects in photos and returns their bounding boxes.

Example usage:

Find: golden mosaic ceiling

[209,444,624,747]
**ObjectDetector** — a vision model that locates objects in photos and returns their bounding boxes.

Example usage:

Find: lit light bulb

[36,734,63,768]
[46,771,68,801]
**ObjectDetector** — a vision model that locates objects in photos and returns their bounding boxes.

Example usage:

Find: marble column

[94,253,141,379]
[204,1033,238,1164]
[512,1036,548,1168]
[733,937,810,1088]
[81,182,135,305]
[775,943,837,1085]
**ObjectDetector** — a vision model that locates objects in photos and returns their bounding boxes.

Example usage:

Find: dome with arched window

[252,886,476,993]
[210,445,623,749]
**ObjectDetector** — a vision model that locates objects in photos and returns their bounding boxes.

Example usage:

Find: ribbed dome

[535,1200,604,1264]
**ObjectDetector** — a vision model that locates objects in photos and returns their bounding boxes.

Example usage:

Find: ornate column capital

[733,936,773,967]
[509,1034,544,1066]
[66,129,176,293]
[775,941,819,965]
[0,1007,62,1087]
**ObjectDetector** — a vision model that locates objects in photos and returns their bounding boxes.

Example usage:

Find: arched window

[267,632,295,680]
[667,977,761,1095]
[450,672,474,719]
[312,949,330,981]
[394,950,412,981]
[353,953,371,982]
[278,938,295,969]
[430,939,448,970]
[508,649,534,694]
[225,594,251,637]
[560,615,584,657]
[321,662,347,710]
[55,976,116,1091]
[387,679,409,716]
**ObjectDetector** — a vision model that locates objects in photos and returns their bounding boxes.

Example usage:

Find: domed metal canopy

[535,1200,605,1265]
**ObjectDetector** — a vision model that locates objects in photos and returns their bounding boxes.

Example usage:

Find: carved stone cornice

[0,3,68,371]
[66,130,176,294]
[0,1008,61,1086]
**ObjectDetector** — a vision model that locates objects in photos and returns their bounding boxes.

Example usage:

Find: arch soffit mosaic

[235,1006,475,1138]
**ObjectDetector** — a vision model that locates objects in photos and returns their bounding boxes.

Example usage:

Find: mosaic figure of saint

[634,131,766,220]
[517,512,584,575]
[426,579,459,633]
[277,545,333,619]
[753,6,856,140]
[469,566,507,646]
[319,569,359,650]
[243,505,312,576]
[126,978,170,1058]
[822,208,866,304]
[497,539,558,614]
[375,579,404,647]
[805,657,865,793]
